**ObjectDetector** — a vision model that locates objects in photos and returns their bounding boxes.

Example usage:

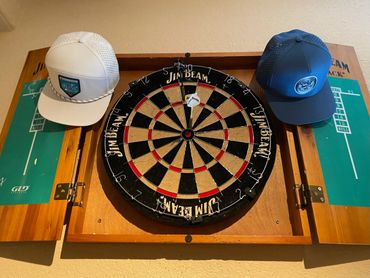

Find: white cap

[38,32,119,126]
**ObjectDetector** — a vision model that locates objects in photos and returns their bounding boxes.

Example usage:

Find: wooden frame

[66,52,312,244]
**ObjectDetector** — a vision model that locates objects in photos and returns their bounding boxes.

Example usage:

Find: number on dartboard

[102,64,276,225]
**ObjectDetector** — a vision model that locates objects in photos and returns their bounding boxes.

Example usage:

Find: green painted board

[313,77,370,207]
[0,80,65,205]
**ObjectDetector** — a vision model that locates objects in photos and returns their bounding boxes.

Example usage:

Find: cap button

[295,36,303,42]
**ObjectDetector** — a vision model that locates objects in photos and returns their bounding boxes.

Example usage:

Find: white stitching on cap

[47,77,113,103]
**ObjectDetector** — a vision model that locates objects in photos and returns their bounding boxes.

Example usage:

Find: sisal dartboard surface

[102,63,275,225]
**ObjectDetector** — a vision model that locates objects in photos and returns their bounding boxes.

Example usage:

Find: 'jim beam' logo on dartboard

[102,63,276,225]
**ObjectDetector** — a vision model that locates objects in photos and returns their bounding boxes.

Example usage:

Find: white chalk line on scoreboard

[338,91,360,97]
[0,177,5,187]
[22,86,46,176]
[331,86,360,180]
[23,131,37,176]
[344,133,358,179]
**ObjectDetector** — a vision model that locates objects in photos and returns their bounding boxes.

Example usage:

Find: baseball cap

[256,29,335,125]
[38,32,119,126]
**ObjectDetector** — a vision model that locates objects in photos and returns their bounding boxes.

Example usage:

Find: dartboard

[102,63,275,225]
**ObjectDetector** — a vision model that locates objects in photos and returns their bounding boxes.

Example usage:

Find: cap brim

[38,80,112,126]
[264,79,336,125]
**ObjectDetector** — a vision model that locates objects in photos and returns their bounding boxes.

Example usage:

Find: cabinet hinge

[54,182,85,207]
[294,184,325,209]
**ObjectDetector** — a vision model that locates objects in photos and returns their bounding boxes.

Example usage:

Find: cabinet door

[0,49,81,241]
[297,44,370,244]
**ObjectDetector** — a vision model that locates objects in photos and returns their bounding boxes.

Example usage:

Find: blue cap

[256,29,335,125]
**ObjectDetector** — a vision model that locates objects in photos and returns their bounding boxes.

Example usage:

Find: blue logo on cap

[294,76,317,95]
[58,75,81,97]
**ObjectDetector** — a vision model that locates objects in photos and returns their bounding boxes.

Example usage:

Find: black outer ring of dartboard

[101,65,276,226]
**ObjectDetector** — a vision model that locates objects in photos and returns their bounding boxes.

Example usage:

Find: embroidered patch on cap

[58,75,81,97]
[294,76,317,95]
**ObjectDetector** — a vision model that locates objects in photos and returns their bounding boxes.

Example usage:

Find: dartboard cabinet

[0,45,370,244]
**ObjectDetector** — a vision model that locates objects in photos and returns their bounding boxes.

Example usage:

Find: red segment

[123,126,129,144]
[198,188,220,198]
[248,125,254,144]
[169,165,182,173]
[235,161,248,179]
[194,166,207,173]
[162,83,179,90]
[230,96,243,110]
[129,161,142,178]
[157,187,177,198]
[172,101,183,107]
[154,111,163,120]
[148,129,152,140]
[224,129,229,141]
[198,83,215,90]
[134,96,148,111]
[213,110,223,120]
[215,150,224,161]
[199,102,205,107]
[151,150,161,161]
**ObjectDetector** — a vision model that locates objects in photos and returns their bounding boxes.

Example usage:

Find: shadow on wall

[0,241,55,266]
[1,241,370,268]
[303,244,370,268]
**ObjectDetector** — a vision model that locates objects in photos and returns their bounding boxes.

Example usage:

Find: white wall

[0,1,370,277]
[0,0,24,31]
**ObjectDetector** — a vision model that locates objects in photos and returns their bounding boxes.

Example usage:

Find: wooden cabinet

[0,44,369,244]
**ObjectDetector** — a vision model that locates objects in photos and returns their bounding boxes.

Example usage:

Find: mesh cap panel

[50,32,119,90]
[301,32,330,53]
[256,38,295,89]
[85,33,119,89]
[256,30,330,90]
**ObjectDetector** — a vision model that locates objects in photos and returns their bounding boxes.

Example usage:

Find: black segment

[183,142,194,169]
[153,136,181,149]
[184,85,197,95]
[196,121,223,133]
[150,91,170,109]
[226,141,249,159]
[184,105,192,128]
[130,112,152,128]
[129,141,151,159]
[206,91,227,109]
[224,112,247,128]
[154,121,181,133]
[196,136,224,149]
[165,108,184,129]
[192,108,212,130]
[143,162,168,186]
[192,140,214,164]
[208,163,233,186]
[178,173,197,194]
[162,141,184,164]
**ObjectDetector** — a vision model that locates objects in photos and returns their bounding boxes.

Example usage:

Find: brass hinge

[54,182,85,207]
[294,184,325,209]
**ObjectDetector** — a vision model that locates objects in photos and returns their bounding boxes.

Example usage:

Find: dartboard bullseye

[102,63,276,225]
